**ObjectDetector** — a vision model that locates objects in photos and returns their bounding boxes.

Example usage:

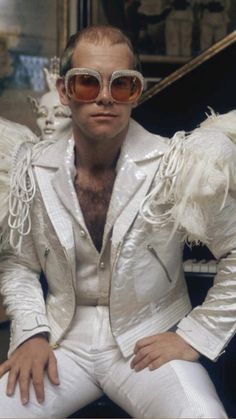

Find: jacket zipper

[43,247,50,273]
[43,246,61,348]
[111,241,122,276]
[147,244,172,283]
[108,241,123,336]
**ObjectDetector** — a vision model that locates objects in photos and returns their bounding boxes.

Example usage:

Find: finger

[131,342,159,367]
[132,351,159,372]
[32,367,45,404]
[6,367,19,398]
[47,352,60,385]
[19,369,31,405]
[131,346,150,368]
[134,335,159,353]
[0,360,11,378]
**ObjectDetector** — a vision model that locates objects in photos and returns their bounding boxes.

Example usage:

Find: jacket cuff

[8,314,50,356]
[176,317,225,361]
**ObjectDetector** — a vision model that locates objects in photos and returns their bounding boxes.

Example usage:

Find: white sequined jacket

[1,118,236,360]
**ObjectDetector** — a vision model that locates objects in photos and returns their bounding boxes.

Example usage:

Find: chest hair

[74,168,116,252]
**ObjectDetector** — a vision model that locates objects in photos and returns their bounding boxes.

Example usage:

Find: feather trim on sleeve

[140,111,236,245]
[200,108,236,144]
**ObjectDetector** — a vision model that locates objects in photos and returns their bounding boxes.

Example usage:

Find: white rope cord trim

[7,138,56,252]
[140,131,186,226]
[8,143,36,252]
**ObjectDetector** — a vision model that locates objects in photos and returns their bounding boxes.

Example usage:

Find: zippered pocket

[43,246,50,274]
[147,244,172,283]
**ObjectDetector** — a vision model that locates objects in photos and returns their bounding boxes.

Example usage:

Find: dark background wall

[133,39,236,136]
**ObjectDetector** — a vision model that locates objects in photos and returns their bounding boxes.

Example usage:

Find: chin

[90,124,128,142]
[42,134,57,141]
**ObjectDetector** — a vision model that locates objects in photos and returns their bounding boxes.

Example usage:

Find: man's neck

[73,130,127,172]
[74,144,121,173]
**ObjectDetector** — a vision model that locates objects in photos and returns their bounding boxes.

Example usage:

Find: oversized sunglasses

[64,68,144,103]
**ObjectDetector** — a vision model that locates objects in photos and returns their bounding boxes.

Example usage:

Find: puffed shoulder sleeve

[140,111,236,360]
[0,119,53,354]
[141,122,236,245]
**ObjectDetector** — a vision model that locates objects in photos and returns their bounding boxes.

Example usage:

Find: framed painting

[0,0,70,131]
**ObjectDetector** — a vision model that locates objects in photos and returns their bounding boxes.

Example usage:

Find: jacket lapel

[33,138,76,251]
[35,166,75,251]
[105,157,146,236]
[110,158,161,249]
[108,119,168,252]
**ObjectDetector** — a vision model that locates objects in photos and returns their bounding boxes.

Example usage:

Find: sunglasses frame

[64,67,144,103]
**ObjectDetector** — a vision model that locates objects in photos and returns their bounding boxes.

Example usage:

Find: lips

[44,129,55,134]
[91,112,117,118]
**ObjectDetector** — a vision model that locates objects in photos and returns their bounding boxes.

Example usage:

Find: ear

[27,96,39,113]
[56,77,70,106]
[131,101,138,109]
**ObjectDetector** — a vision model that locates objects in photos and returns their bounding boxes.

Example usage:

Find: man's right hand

[0,334,60,405]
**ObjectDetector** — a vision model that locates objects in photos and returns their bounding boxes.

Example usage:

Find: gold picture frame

[0,0,70,131]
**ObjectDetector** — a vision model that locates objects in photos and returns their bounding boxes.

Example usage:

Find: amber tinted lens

[111,76,142,102]
[67,74,100,101]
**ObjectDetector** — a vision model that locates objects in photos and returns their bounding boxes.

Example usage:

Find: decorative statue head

[28,57,72,141]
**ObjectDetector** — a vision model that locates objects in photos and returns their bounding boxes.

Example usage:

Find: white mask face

[36,90,72,141]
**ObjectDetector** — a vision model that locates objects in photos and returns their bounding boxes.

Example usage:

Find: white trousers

[0,306,227,418]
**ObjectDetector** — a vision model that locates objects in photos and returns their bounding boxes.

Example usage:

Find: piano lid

[133,30,236,137]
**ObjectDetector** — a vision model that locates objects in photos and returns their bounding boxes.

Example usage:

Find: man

[0,25,235,418]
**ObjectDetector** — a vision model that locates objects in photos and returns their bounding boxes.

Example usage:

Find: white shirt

[60,137,111,306]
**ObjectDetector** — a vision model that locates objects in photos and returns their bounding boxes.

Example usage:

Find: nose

[96,80,113,105]
[45,111,54,125]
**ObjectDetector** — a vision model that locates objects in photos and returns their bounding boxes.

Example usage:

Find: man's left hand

[130,332,200,372]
